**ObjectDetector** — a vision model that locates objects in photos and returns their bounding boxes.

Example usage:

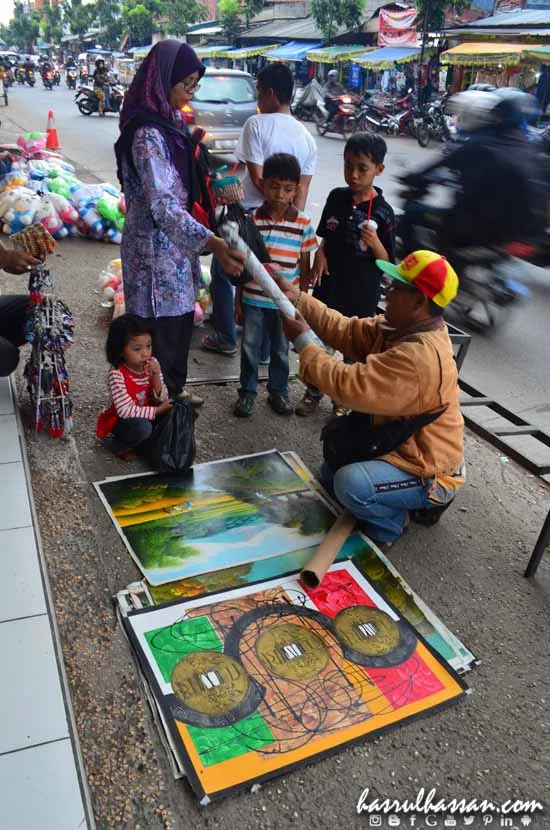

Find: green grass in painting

[145,616,222,683]
[187,711,275,766]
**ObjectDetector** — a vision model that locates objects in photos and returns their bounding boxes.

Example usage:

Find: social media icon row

[367,817,533,828]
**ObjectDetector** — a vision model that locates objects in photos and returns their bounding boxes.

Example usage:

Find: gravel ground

[3,236,550,830]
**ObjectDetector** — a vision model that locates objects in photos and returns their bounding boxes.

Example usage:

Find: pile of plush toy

[0,132,125,244]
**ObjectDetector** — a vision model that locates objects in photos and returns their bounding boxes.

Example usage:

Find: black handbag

[321,408,446,473]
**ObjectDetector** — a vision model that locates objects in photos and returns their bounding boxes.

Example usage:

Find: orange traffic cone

[46,110,60,150]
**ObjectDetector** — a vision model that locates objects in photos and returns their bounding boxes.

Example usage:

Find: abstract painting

[95,451,337,586]
[146,531,476,674]
[125,562,467,801]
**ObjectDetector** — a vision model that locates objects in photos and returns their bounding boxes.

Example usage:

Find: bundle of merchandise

[23,262,75,438]
[97,258,125,317]
[0,132,126,243]
[96,262,211,325]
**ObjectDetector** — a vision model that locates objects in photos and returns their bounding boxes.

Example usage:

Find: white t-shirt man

[236,113,318,209]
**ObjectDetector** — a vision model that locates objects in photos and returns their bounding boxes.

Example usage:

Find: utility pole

[418,0,430,101]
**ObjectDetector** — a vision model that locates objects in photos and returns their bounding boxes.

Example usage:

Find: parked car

[182,67,257,154]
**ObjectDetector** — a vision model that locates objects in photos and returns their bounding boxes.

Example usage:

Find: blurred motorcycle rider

[324,68,345,124]
[93,58,109,115]
[400,89,548,252]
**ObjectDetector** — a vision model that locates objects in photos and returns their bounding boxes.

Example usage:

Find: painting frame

[94,450,339,586]
[124,562,468,803]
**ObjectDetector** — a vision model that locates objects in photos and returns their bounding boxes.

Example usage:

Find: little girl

[97,314,173,459]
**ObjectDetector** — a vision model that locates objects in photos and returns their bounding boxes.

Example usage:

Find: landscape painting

[95,451,337,586]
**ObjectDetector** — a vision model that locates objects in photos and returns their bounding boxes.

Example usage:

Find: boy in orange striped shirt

[234,153,317,418]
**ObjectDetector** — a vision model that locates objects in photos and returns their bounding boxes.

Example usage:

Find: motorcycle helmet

[447,90,498,134]
[95,58,105,68]
[492,87,538,127]
[327,69,339,79]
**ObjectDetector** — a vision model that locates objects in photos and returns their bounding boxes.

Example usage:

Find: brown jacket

[297,292,464,480]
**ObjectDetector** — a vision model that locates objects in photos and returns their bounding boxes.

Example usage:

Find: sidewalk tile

[0,738,86,830]
[0,378,13,415]
[0,527,46,623]
[0,415,22,464]
[0,616,69,754]
[0,462,32,531]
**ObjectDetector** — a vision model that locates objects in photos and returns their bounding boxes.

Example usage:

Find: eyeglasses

[182,79,200,92]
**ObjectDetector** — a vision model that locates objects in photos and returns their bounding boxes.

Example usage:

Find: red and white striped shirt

[107,364,168,421]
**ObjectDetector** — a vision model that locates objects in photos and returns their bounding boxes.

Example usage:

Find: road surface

[5,81,550,434]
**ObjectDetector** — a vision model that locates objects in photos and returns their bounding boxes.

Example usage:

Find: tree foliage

[219,0,241,41]
[0,2,41,51]
[62,0,96,39]
[41,0,64,46]
[160,0,209,37]
[311,0,365,41]
[415,0,471,32]
[123,3,153,45]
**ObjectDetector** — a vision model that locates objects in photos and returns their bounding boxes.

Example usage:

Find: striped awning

[354,46,423,69]
[194,44,235,58]
[219,44,278,59]
[521,45,550,64]
[305,45,370,64]
[440,42,528,67]
[264,41,323,62]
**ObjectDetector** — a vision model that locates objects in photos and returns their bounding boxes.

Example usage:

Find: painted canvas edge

[124,562,469,802]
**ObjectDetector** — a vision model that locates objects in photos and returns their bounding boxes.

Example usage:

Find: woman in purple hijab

[115,40,244,401]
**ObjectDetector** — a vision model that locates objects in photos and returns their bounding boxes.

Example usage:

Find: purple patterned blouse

[120,123,213,319]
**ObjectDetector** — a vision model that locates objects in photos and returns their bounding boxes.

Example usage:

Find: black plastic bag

[149,399,196,473]
[217,204,271,286]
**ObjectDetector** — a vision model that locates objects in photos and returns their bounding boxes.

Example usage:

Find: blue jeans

[239,304,289,397]
[322,459,451,543]
[210,258,236,349]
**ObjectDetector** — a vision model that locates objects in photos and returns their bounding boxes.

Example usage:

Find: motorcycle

[16,66,26,85]
[42,69,54,90]
[66,68,77,90]
[1,67,14,88]
[291,79,326,123]
[75,83,124,116]
[25,68,35,87]
[53,67,61,86]
[356,89,415,136]
[415,96,452,148]
[316,93,359,139]
[395,169,537,330]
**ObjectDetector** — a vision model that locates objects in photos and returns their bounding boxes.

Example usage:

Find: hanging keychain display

[23,263,75,438]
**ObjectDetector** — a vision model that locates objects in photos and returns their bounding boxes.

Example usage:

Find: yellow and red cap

[376,250,459,308]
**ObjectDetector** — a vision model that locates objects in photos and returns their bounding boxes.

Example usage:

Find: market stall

[352,45,426,93]
[217,44,277,73]
[194,44,235,66]
[440,42,529,90]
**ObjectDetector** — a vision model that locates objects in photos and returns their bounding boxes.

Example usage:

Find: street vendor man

[280,250,465,546]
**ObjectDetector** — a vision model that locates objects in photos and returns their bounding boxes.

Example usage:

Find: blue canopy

[265,41,323,62]
[354,46,422,69]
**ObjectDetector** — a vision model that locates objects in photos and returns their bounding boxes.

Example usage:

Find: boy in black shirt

[296,132,396,416]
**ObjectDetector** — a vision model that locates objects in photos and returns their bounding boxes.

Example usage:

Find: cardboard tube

[300,512,356,589]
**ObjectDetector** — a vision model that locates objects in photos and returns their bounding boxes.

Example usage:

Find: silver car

[186,67,257,154]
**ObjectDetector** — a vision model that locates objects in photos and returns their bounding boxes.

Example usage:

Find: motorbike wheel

[78,99,94,116]
[416,124,430,148]
[342,117,357,140]
[316,120,328,137]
